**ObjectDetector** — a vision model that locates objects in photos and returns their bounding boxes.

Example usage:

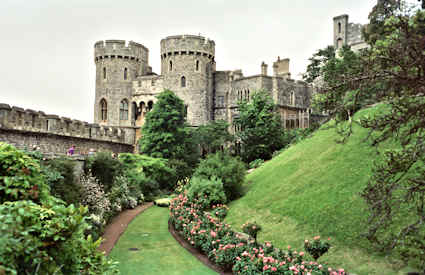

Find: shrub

[212,204,229,220]
[80,173,111,223]
[304,236,331,260]
[193,152,246,201]
[127,171,158,201]
[0,142,50,204]
[0,143,118,274]
[242,222,262,242]
[84,152,124,192]
[0,200,118,275]
[119,153,177,190]
[187,177,227,210]
[248,159,264,169]
[43,157,83,206]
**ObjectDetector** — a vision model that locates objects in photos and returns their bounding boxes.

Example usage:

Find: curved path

[108,207,218,275]
[98,202,153,255]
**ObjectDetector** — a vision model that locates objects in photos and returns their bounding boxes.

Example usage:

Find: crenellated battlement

[0,103,133,145]
[160,35,215,60]
[94,40,149,63]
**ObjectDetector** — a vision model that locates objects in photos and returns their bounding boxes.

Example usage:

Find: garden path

[98,202,153,255]
[108,206,219,275]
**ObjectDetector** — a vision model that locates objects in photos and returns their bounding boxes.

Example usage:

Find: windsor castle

[0,14,366,155]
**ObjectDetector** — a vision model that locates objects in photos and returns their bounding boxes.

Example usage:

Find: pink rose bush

[169,193,345,274]
[304,236,331,261]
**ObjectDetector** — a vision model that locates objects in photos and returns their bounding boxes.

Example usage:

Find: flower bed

[169,193,346,275]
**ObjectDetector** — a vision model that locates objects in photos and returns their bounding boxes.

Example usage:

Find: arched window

[103,67,106,80]
[338,22,342,34]
[181,76,186,87]
[147,101,153,112]
[169,60,173,71]
[196,60,199,71]
[290,91,296,106]
[100,99,107,121]
[120,99,128,120]
[124,68,128,80]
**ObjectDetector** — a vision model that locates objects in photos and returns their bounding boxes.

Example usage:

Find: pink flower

[305,239,309,243]
[271,267,277,272]
[314,236,320,240]
[299,252,305,256]
[263,265,270,271]
[287,245,291,249]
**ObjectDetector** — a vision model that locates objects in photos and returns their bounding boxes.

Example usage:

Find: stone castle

[0,14,366,155]
[93,35,314,143]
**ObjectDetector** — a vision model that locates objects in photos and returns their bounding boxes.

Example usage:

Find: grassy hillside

[225,107,410,275]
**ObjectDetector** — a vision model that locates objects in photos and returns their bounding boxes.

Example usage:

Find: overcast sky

[0,0,381,123]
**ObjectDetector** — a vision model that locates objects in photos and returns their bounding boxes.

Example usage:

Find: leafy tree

[303,45,335,84]
[139,90,199,175]
[234,90,285,163]
[196,120,234,156]
[305,1,425,268]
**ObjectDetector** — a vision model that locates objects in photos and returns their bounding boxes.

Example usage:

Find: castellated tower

[160,35,216,126]
[94,40,149,127]
[333,15,349,50]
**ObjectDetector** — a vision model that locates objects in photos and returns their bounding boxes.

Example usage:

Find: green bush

[84,152,124,192]
[127,171,158,201]
[43,158,83,206]
[0,142,50,204]
[193,152,246,200]
[187,176,226,210]
[119,153,177,190]
[0,143,117,274]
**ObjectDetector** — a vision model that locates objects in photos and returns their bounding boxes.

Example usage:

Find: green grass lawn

[109,206,217,275]
[225,107,413,275]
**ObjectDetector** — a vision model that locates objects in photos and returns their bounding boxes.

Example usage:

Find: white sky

[0,0,380,123]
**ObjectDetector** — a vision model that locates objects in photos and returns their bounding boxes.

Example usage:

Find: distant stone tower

[94,40,149,127]
[160,35,215,126]
[333,14,349,50]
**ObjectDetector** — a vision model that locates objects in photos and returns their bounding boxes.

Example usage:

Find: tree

[139,90,199,179]
[196,120,234,156]
[305,1,425,268]
[234,90,285,163]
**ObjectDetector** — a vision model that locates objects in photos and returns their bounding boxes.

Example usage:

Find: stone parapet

[0,103,132,145]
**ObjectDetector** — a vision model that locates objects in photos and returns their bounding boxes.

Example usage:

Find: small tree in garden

[304,236,331,260]
[242,222,262,242]
[196,120,234,156]
[234,90,285,163]
[139,89,199,176]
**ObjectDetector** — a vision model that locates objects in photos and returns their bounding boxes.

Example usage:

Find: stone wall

[0,103,135,155]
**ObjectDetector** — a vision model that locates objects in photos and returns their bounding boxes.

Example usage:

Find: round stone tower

[94,40,149,127]
[160,35,216,126]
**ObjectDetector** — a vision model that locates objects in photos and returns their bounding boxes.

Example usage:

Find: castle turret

[94,40,149,127]
[333,14,349,50]
[273,57,291,79]
[160,35,215,126]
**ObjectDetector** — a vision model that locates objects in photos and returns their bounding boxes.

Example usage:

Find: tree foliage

[196,120,234,156]
[139,90,199,173]
[305,1,425,268]
[234,90,285,163]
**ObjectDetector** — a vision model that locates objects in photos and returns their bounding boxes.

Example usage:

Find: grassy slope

[225,107,410,275]
[109,206,217,275]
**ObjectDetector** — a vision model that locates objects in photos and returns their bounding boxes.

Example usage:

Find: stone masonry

[95,35,313,138]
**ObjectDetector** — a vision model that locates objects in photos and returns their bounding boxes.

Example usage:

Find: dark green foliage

[128,172,158,201]
[119,153,176,190]
[248,159,264,169]
[196,120,234,156]
[44,158,82,206]
[242,222,262,242]
[0,143,117,274]
[84,152,124,192]
[193,152,246,201]
[304,237,331,260]
[303,45,335,84]
[187,177,227,210]
[0,142,50,204]
[234,90,286,163]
